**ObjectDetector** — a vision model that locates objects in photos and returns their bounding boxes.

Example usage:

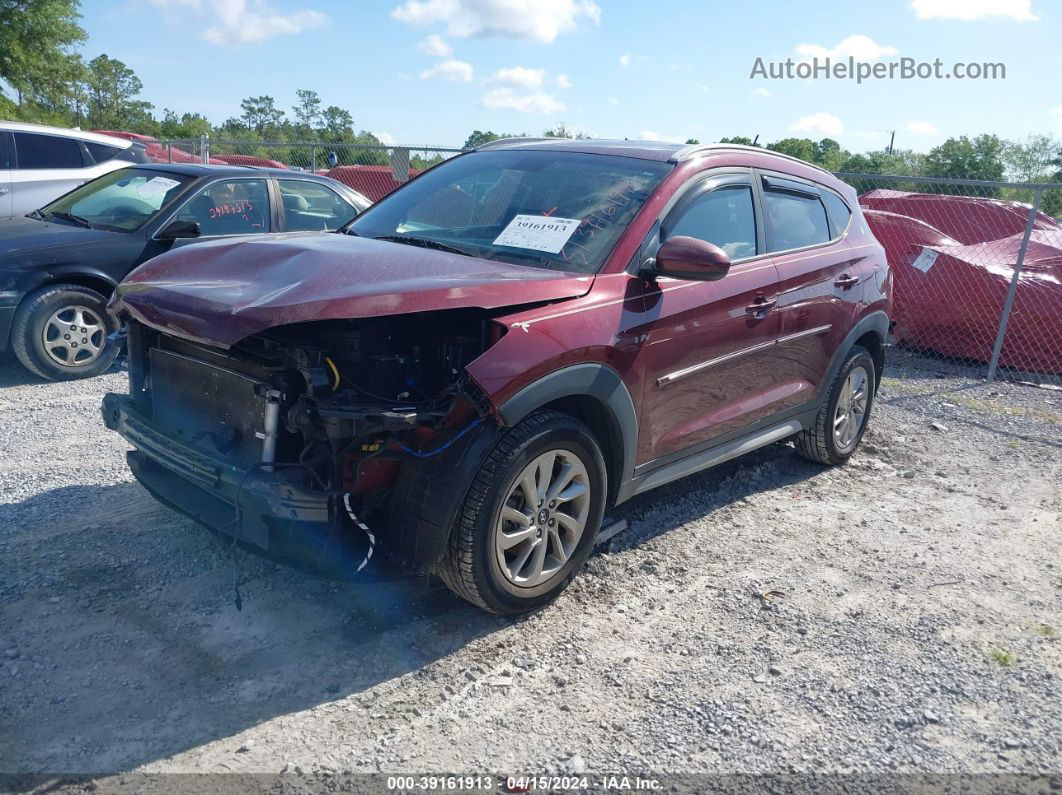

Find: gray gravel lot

[0,348,1059,785]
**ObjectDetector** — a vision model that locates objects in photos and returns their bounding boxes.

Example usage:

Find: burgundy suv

[102,139,891,614]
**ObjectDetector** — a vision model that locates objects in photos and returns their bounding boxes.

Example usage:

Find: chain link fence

[836,173,1061,386]
[143,137,1061,386]
[151,136,464,202]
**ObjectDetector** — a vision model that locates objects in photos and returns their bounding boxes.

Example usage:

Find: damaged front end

[102,311,505,580]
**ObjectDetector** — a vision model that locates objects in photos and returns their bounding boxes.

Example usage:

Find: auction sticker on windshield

[136,176,182,201]
[494,215,581,254]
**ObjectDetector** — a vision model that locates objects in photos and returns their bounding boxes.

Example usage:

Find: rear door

[639,172,781,461]
[10,131,91,215]
[758,171,863,413]
[0,132,12,216]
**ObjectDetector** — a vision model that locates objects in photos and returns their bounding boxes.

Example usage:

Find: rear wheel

[12,284,119,381]
[794,345,875,466]
[439,410,606,615]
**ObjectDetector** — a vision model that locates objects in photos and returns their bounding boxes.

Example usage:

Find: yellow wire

[323,357,341,392]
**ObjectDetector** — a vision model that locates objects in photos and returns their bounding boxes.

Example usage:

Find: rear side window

[667,185,758,261]
[763,188,830,252]
[278,179,357,231]
[820,190,853,238]
[85,142,122,164]
[13,132,84,169]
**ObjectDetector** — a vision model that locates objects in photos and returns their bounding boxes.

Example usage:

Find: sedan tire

[12,284,119,381]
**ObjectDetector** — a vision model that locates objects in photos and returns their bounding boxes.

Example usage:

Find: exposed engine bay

[120,311,503,570]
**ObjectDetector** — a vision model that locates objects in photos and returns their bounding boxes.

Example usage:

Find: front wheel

[794,345,876,466]
[439,410,607,615]
[11,284,119,381]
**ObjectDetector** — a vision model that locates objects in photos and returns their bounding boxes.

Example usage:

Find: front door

[163,177,273,250]
[638,173,781,463]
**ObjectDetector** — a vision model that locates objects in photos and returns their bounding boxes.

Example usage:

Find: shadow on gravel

[0,352,124,389]
[0,479,505,776]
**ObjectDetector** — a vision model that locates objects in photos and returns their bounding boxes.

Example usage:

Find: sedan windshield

[41,168,192,232]
[348,150,672,273]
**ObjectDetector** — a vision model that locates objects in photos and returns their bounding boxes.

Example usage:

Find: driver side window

[667,185,758,261]
[174,179,270,237]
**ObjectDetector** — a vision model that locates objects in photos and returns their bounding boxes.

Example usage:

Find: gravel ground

[0,348,1059,788]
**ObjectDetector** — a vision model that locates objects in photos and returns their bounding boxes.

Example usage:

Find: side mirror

[158,219,201,240]
[651,236,731,281]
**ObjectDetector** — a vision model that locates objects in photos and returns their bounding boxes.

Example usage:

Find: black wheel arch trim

[822,310,889,398]
[497,362,639,500]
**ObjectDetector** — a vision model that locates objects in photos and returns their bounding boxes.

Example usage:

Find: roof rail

[474,136,567,150]
[671,143,834,177]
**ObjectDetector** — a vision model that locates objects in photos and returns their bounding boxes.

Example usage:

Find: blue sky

[79,0,1060,150]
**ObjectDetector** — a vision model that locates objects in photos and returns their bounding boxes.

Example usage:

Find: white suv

[0,122,150,217]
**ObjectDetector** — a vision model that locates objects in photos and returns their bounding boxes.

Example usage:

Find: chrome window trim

[657,324,832,386]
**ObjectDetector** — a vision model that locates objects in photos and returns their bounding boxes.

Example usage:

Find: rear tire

[12,284,119,381]
[795,345,876,466]
[439,410,606,615]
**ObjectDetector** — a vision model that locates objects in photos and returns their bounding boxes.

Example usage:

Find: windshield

[41,168,193,232]
[348,150,672,273]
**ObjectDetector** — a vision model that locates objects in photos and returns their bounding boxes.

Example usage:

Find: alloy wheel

[42,305,106,367]
[833,365,870,452]
[494,450,591,588]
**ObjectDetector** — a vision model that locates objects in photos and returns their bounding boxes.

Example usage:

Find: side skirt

[615,403,818,503]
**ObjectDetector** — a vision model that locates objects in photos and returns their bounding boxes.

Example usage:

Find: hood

[114,232,594,348]
[0,215,118,259]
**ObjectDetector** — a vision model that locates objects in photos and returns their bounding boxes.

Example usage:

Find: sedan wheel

[42,304,106,367]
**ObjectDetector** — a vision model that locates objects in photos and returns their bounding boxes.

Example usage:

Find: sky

[77,0,1061,151]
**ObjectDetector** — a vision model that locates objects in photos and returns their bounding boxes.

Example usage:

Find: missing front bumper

[102,392,384,581]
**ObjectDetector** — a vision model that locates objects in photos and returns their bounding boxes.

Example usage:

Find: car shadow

[0,352,125,389]
[0,439,826,777]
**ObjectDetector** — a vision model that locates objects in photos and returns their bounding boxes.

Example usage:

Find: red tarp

[324,165,422,202]
[860,190,1062,374]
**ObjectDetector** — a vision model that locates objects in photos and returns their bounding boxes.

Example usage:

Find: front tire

[439,410,607,615]
[795,345,876,466]
[12,284,119,381]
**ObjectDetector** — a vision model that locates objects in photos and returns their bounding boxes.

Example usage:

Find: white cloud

[905,120,940,134]
[618,52,631,67]
[638,131,686,143]
[419,58,474,82]
[488,66,546,89]
[910,0,1038,21]
[791,112,845,136]
[796,34,897,61]
[480,87,565,114]
[392,0,601,43]
[556,73,572,89]
[1052,108,1062,136]
[751,87,772,98]
[607,96,619,106]
[147,0,326,45]
[377,132,398,145]
[417,33,452,56]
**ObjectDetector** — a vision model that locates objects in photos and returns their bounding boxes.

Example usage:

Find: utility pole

[887,130,896,155]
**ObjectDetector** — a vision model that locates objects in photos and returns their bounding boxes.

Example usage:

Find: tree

[718,136,759,147]
[922,134,1005,194]
[319,105,354,141]
[292,89,322,133]
[543,122,592,139]
[157,109,210,140]
[239,95,285,136]
[1002,134,1059,183]
[82,54,153,130]
[0,0,85,112]
[685,138,700,145]
[462,130,517,149]
[767,137,818,163]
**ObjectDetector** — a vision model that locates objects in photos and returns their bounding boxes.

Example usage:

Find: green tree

[0,0,85,114]
[292,89,322,134]
[543,122,592,139]
[718,136,759,147]
[767,137,818,163]
[1002,134,1059,183]
[462,129,517,149]
[685,138,700,144]
[922,134,1005,195]
[319,105,354,141]
[157,109,210,140]
[239,95,286,136]
[82,54,153,130]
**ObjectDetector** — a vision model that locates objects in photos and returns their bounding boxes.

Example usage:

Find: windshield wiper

[372,234,474,258]
[26,209,44,220]
[48,211,94,229]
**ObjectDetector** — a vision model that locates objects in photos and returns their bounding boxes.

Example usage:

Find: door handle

[745,297,777,318]
[835,273,859,289]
